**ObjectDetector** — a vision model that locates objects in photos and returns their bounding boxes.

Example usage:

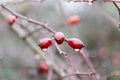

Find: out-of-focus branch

[23,27,42,38]
[62,71,96,79]
[79,49,98,80]
[103,0,120,2]
[0,3,56,34]
[1,0,45,5]
[93,2,119,29]
[71,0,120,3]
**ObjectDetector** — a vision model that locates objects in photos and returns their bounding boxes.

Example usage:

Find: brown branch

[53,40,68,57]
[0,3,56,34]
[93,2,119,29]
[113,2,120,27]
[73,0,96,2]
[72,0,120,2]
[103,0,120,2]
[2,0,45,6]
[72,0,119,2]
[62,71,96,79]
[79,49,98,80]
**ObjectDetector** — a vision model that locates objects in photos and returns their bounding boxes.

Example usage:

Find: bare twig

[72,0,120,3]
[93,2,119,29]
[53,40,68,57]
[113,2,120,27]
[79,49,98,80]
[0,3,56,34]
[1,0,45,5]
[103,0,120,3]
[62,71,96,79]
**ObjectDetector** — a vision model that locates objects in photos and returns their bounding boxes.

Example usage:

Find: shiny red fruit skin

[54,32,65,44]
[39,38,52,49]
[8,15,16,24]
[68,15,80,25]
[39,61,49,73]
[68,38,84,49]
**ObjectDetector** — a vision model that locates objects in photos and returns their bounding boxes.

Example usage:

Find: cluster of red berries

[39,32,84,52]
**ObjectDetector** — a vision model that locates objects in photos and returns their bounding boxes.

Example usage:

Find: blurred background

[0,0,120,80]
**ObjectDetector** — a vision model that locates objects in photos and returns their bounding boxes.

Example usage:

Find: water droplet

[89,2,92,5]
[41,48,47,52]
[59,51,63,54]
[64,54,68,57]
[74,49,80,52]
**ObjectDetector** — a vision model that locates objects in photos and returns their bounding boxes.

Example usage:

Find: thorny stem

[0,3,56,34]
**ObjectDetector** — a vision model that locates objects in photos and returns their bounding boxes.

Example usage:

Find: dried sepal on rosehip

[8,15,16,24]
[39,38,52,52]
[67,38,84,51]
[67,15,80,25]
[39,61,49,74]
[54,32,65,44]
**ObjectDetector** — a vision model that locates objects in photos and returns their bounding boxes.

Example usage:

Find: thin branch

[2,0,45,5]
[93,2,119,29]
[62,71,96,79]
[0,3,56,34]
[53,40,68,57]
[73,0,96,2]
[72,0,120,3]
[103,0,120,3]
[79,49,98,80]
[113,2,120,26]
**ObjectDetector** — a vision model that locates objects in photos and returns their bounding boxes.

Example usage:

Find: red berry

[8,15,16,24]
[54,32,65,44]
[68,15,80,25]
[39,38,52,51]
[67,38,84,51]
[39,61,49,73]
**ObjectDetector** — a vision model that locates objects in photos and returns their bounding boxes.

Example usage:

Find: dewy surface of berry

[68,38,84,51]
[54,32,65,44]
[39,38,52,51]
